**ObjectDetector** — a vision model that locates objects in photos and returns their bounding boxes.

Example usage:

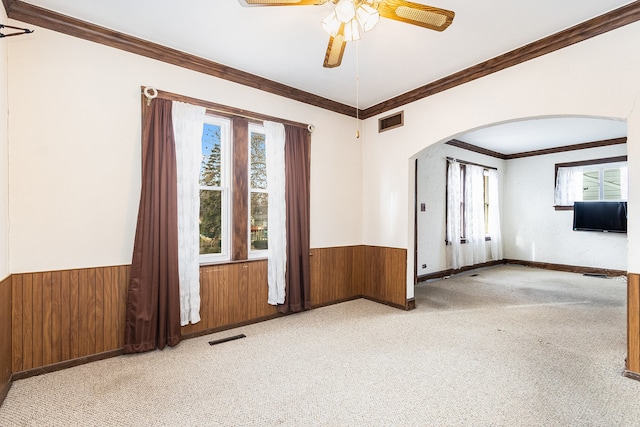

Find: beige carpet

[1,265,639,426]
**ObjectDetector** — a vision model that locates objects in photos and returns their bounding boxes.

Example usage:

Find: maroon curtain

[124,98,182,353]
[278,125,311,314]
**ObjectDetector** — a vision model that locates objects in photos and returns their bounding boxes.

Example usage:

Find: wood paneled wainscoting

[627,273,640,380]
[310,246,365,306]
[180,261,278,338]
[363,246,409,309]
[310,246,409,310]
[1,244,409,406]
[10,266,130,375]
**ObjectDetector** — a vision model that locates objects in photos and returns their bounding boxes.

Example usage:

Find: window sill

[445,236,492,245]
[199,257,267,268]
[554,205,573,211]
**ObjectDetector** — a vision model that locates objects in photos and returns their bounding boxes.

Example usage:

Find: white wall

[0,6,8,280]
[6,23,362,273]
[361,20,640,299]
[503,144,627,271]
[415,143,505,275]
[6,12,640,294]
[416,138,628,277]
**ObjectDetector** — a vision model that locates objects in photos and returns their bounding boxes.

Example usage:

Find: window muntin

[249,124,268,256]
[199,116,230,262]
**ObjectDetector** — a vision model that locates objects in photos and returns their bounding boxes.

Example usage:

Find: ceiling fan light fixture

[343,18,361,41]
[334,0,356,23]
[238,0,456,69]
[321,11,341,37]
[356,3,379,32]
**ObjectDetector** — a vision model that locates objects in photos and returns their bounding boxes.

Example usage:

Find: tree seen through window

[200,123,223,255]
[250,130,268,251]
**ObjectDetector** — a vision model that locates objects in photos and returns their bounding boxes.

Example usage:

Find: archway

[410,115,627,284]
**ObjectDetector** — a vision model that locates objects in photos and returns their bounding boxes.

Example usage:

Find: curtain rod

[446,157,498,171]
[142,86,314,132]
[0,24,34,38]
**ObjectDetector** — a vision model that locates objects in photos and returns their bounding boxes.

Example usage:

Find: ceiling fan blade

[377,0,454,31]
[323,30,346,68]
[238,0,329,6]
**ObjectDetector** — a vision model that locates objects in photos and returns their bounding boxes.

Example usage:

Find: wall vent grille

[378,111,404,133]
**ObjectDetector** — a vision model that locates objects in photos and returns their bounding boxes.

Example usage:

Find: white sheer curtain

[554,166,583,206]
[446,160,462,269]
[447,161,501,270]
[172,101,205,326]
[264,121,287,305]
[487,169,503,260]
[621,166,629,200]
[463,165,487,266]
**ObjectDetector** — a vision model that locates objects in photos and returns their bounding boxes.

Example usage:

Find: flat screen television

[573,201,627,233]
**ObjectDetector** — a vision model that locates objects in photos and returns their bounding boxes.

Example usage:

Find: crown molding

[504,137,627,159]
[4,1,640,120]
[446,140,507,160]
[447,136,627,160]
[361,1,640,119]
[3,0,358,118]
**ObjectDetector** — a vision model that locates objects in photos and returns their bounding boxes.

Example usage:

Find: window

[199,116,230,262]
[198,116,274,263]
[453,163,490,242]
[249,124,268,255]
[458,165,465,239]
[554,156,627,208]
[483,171,490,235]
[583,166,623,200]
[445,159,502,269]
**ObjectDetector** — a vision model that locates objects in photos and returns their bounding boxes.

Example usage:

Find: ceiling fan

[238,0,455,68]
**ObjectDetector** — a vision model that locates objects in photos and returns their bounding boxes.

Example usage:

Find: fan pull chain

[356,39,360,139]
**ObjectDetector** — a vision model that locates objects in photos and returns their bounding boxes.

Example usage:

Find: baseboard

[181,313,285,340]
[11,349,125,381]
[623,370,640,382]
[406,298,416,310]
[185,294,405,341]
[185,295,388,341]
[361,295,412,311]
[311,295,362,310]
[4,293,404,399]
[0,378,11,407]
[418,259,626,283]
[504,259,627,277]
[417,260,505,282]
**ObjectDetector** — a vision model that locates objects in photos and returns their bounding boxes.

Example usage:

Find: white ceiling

[456,117,627,155]
[20,0,636,109]
[15,0,634,150]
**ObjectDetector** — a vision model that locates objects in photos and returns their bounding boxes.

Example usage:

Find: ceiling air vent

[378,111,404,133]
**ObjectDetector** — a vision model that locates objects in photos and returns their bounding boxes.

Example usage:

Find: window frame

[199,114,231,264]
[553,155,627,210]
[151,90,309,266]
[445,159,494,244]
[248,123,269,259]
